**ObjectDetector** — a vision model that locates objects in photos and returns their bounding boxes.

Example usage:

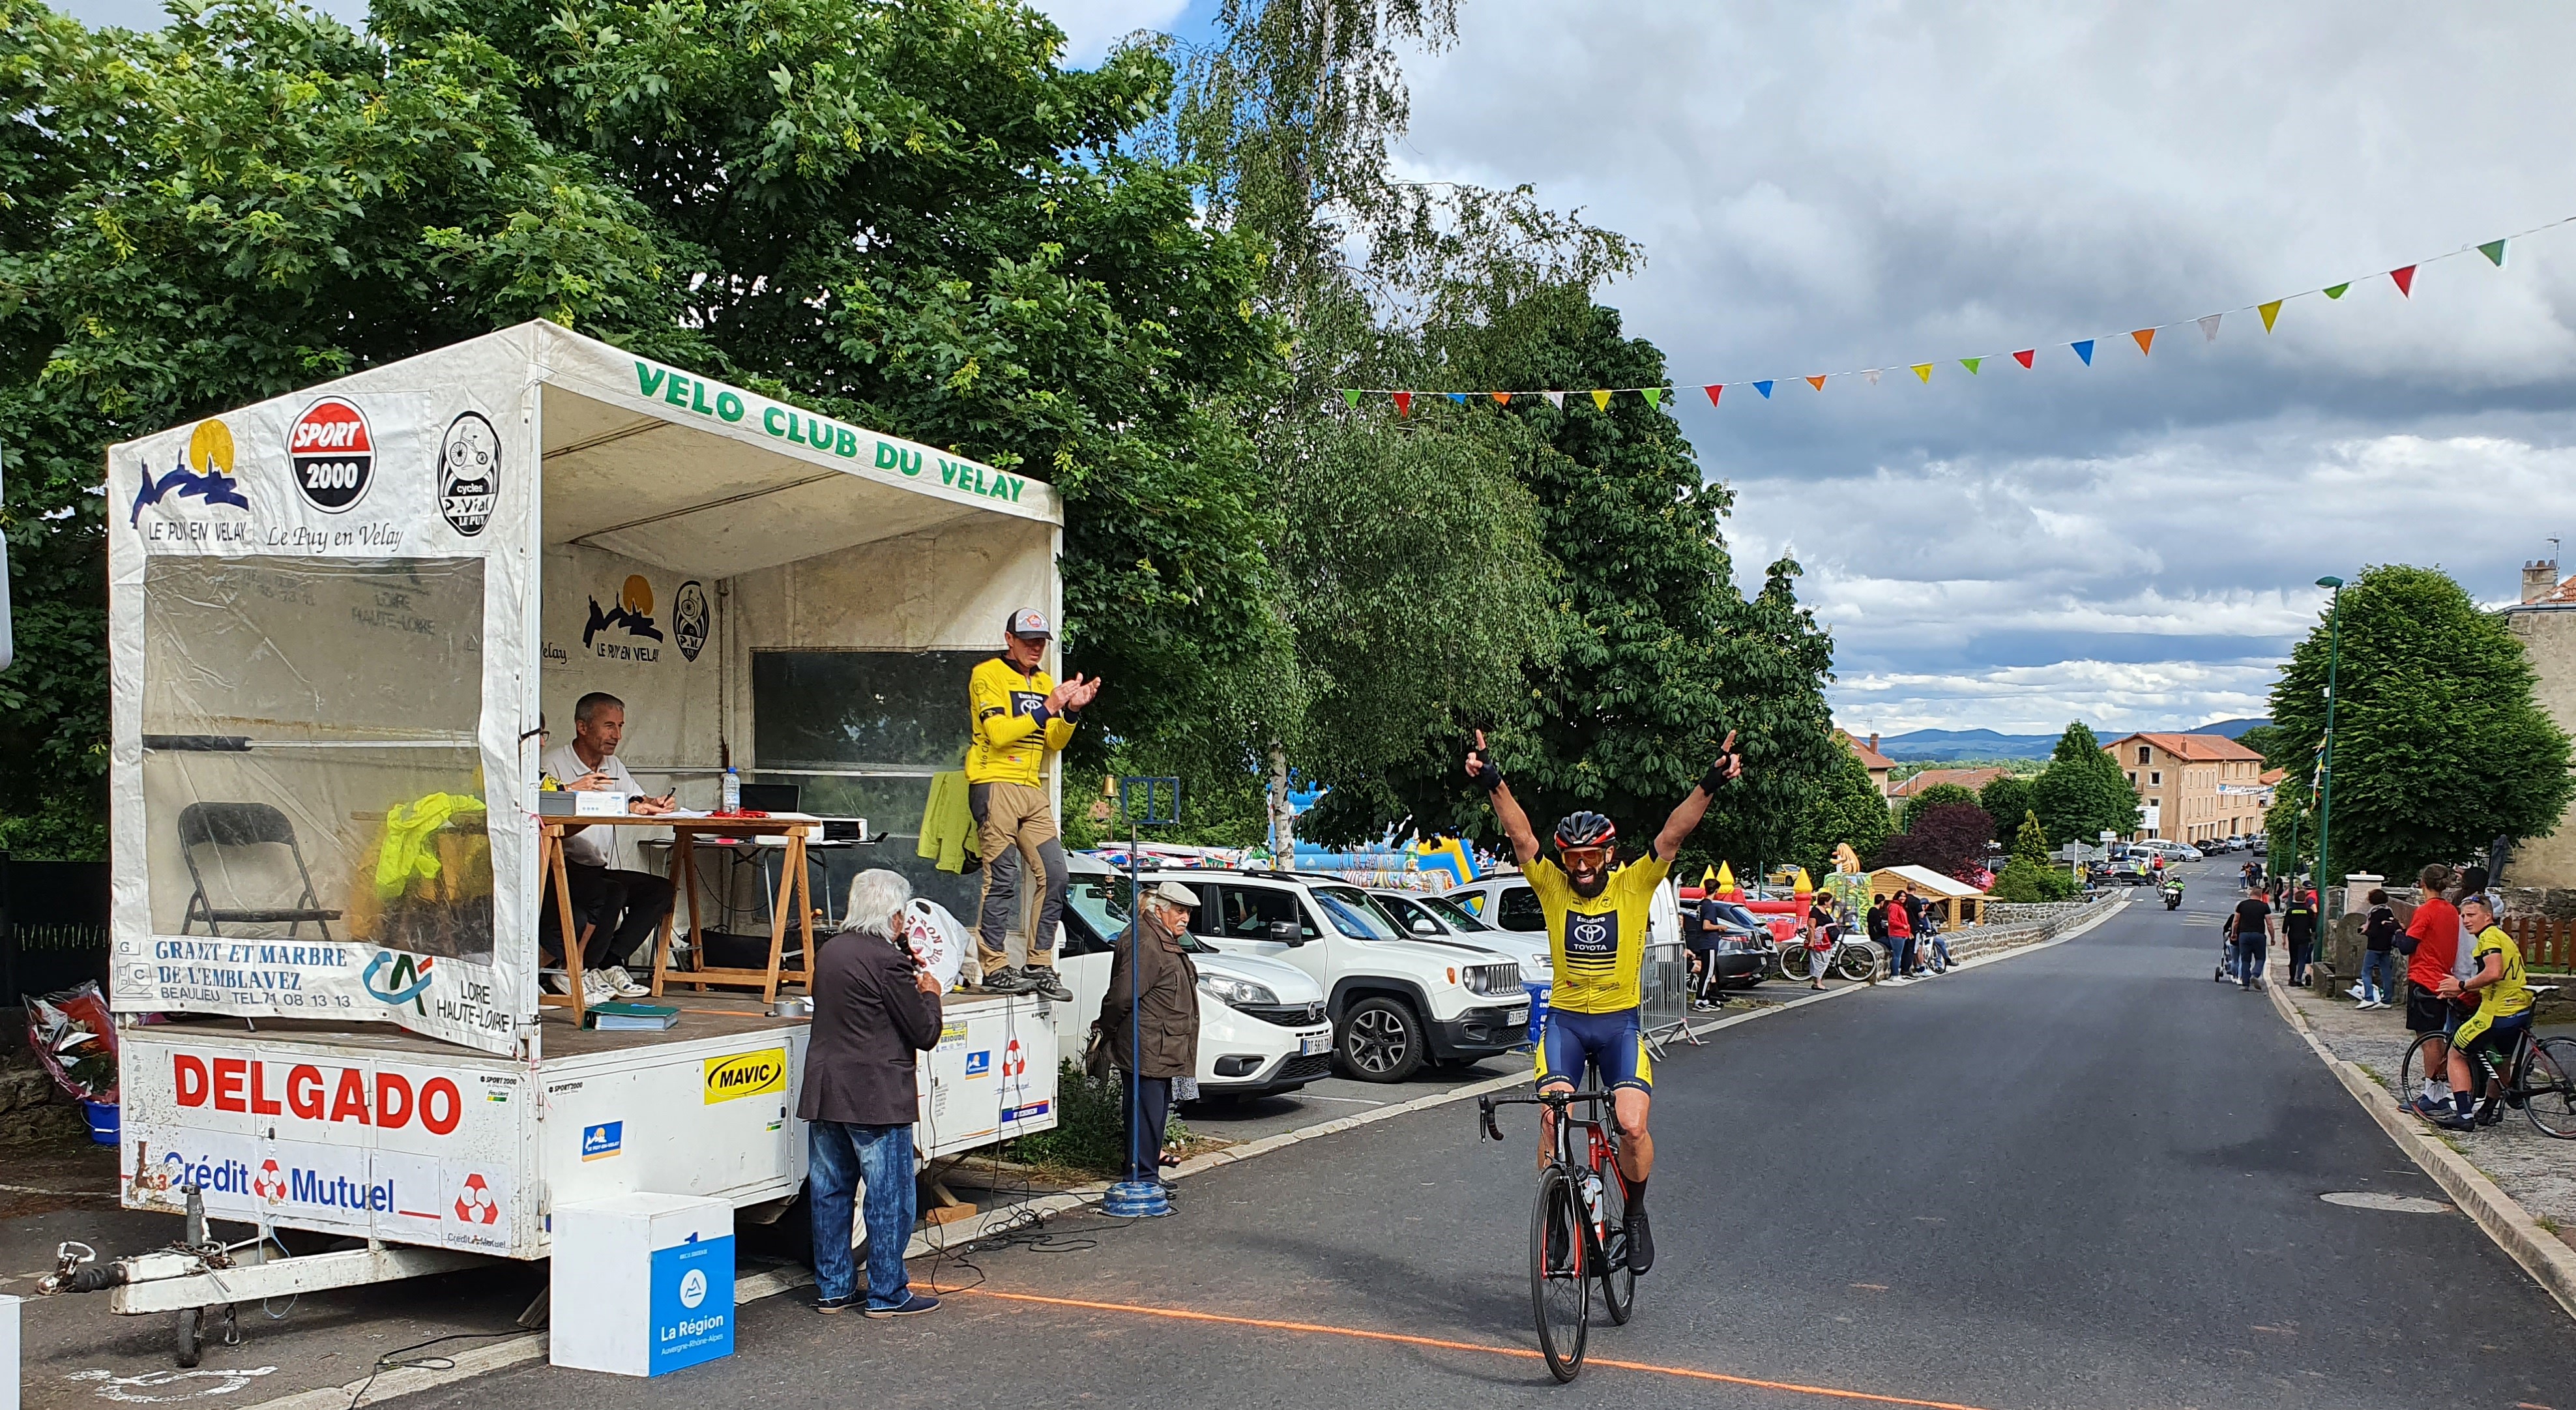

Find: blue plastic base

[1102,1180,1173,1218]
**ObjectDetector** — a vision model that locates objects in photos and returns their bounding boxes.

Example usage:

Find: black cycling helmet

[1553,811,1617,850]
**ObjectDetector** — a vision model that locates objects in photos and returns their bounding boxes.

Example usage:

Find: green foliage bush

[1004,1059,1188,1178]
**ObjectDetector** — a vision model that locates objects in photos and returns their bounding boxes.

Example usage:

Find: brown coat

[1099,908,1200,1080]
[798,927,943,1126]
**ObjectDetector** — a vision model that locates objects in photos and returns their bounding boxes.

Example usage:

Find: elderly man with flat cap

[964,608,1097,1002]
[1099,880,1201,1188]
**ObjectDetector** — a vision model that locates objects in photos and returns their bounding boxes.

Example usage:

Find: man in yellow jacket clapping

[967,608,1098,1001]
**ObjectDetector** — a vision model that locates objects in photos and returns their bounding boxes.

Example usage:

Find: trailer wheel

[174,1307,203,1368]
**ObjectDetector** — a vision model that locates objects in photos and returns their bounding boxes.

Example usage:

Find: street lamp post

[2313,575,2346,986]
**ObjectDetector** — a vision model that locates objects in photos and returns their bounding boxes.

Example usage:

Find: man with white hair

[800,869,944,1317]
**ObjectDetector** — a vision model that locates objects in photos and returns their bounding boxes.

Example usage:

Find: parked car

[1691,898,1779,988]
[1139,868,1528,1083]
[2129,838,2204,864]
[1362,887,1551,988]
[1059,857,1335,1100]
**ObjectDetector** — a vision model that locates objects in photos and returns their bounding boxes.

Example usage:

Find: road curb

[238,892,2133,1410]
[2264,975,2576,1323]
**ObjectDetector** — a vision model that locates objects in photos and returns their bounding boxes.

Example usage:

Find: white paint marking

[66,1368,278,1403]
[2320,1190,2450,1214]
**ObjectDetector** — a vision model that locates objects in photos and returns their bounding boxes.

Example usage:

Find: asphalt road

[375,856,2576,1410]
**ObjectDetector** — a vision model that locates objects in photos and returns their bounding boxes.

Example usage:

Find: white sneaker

[603,965,649,997]
[546,971,573,997]
[583,973,620,1006]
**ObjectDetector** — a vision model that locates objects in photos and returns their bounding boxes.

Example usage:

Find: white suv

[1058,859,1335,1099]
[1139,869,1529,1083]
[1442,871,1684,949]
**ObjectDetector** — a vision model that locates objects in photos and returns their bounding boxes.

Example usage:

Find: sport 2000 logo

[289,396,375,512]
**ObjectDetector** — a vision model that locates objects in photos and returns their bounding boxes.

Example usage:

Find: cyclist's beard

[1569,868,1607,899]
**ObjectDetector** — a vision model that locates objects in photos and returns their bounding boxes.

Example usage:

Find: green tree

[1792,746,1893,877]
[1,0,693,857]
[2234,722,2291,770]
[2267,564,2575,878]
[2032,722,2139,845]
[1897,782,1978,834]
[2012,809,2051,866]
[1980,774,2036,841]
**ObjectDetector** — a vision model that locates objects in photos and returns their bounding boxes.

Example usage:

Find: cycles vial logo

[288,396,375,512]
[437,411,499,536]
[673,580,710,662]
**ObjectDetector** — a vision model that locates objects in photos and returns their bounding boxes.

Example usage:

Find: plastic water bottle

[722,766,740,813]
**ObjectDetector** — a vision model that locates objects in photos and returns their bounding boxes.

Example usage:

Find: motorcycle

[2161,880,2184,911]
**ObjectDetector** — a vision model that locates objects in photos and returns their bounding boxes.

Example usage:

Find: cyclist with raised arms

[1465,727,1743,1276]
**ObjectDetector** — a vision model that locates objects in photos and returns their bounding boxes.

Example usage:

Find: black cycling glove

[1470,746,1506,794]
[1700,750,1742,796]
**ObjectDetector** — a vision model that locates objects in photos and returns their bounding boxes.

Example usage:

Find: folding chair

[176,801,343,940]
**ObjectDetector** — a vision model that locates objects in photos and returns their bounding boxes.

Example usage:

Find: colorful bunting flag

[1339,219,2561,411]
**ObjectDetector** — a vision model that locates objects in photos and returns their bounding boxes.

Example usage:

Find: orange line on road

[943,1286,2004,1410]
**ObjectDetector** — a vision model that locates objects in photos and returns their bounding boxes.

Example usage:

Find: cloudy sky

[65,0,2576,736]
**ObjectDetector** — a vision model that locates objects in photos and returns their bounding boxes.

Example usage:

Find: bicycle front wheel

[2525,1036,2576,1139]
[1838,945,1876,982]
[1595,1160,1635,1325]
[1530,1166,1589,1381]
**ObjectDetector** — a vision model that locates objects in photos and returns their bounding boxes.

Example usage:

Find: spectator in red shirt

[2396,864,2464,1117]
[1884,889,1917,984]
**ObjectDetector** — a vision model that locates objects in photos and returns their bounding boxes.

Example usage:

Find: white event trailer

[89,321,1064,1357]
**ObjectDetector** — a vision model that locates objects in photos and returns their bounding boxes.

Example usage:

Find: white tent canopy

[110,321,1061,1055]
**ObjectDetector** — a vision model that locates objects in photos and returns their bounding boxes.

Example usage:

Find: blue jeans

[1124,1076,1173,1184]
[2360,949,2393,1004]
[2235,932,2266,984]
[808,1121,915,1310]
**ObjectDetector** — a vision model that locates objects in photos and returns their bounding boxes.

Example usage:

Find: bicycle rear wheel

[1530,1165,1588,1381]
[2524,1036,2576,1139]
[1594,1158,1635,1325]
[2398,1032,2445,1121]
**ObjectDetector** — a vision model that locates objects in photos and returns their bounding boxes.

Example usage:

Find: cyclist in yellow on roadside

[2432,893,2535,1132]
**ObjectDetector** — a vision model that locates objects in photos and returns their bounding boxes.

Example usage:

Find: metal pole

[2316,584,2344,950]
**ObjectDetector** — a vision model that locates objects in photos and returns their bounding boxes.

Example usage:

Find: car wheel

[1337,997,1427,1083]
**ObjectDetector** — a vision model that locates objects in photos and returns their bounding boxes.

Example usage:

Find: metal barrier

[1639,941,1699,1055]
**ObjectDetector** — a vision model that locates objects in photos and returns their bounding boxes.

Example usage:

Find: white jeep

[1137,868,1529,1083]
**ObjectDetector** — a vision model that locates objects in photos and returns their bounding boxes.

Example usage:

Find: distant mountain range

[1871,718,2270,762]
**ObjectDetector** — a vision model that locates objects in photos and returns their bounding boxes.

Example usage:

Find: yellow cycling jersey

[2470,924,2534,1020]
[1526,851,1671,1015]
[964,656,1078,787]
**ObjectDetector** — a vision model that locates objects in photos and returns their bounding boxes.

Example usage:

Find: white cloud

[1027,0,1192,65]
[1382,1,2576,728]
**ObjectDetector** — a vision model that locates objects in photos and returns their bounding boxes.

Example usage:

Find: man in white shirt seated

[538,692,675,1002]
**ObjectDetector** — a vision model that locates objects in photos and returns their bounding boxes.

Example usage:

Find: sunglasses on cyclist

[1560,846,1613,872]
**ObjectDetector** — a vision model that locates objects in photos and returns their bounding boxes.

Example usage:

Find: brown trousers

[971,780,1066,972]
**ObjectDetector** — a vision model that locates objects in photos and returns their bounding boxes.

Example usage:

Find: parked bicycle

[1777,932,1881,982]
[2397,985,2576,1138]
[1477,1083,1633,1381]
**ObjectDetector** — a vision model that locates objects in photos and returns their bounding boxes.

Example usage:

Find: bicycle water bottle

[723,765,740,813]
[1581,1170,1605,1225]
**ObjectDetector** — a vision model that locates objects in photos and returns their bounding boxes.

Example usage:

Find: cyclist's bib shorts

[1536,1007,1652,1094]
[2453,1006,2531,1062]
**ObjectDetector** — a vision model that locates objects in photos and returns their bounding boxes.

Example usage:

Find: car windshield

[1703,902,1762,932]
[1313,886,1403,940]
[1069,875,1213,952]
[1413,894,1493,932]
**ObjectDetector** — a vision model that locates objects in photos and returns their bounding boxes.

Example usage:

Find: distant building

[2100,732,2266,844]
[1886,766,2011,818]
[1836,729,1896,798]
[2501,557,2576,885]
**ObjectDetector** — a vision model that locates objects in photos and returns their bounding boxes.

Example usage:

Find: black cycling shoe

[1624,1205,1654,1275]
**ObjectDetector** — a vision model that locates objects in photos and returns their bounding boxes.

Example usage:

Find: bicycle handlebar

[1476,1090,1615,1141]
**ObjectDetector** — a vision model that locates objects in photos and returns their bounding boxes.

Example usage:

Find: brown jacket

[1099,909,1200,1080]
[798,926,943,1127]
